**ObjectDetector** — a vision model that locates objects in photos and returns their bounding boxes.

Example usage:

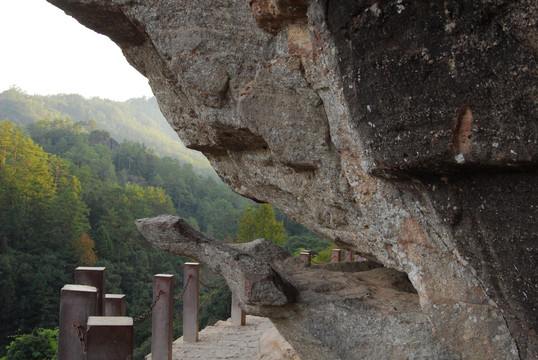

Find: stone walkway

[147,316,277,360]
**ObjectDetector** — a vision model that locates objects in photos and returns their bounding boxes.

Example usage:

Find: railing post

[344,251,352,262]
[75,267,106,316]
[183,262,200,343]
[58,284,98,360]
[85,316,133,360]
[331,249,341,263]
[151,274,174,360]
[300,250,312,265]
[231,293,246,326]
[104,294,126,316]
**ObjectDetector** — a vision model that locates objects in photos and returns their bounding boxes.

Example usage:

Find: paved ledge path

[147,316,275,360]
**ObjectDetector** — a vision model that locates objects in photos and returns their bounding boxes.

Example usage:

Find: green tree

[92,224,113,259]
[1,328,58,360]
[46,156,90,252]
[236,204,286,245]
[0,120,56,249]
[26,117,85,156]
[282,235,332,256]
[312,245,335,264]
[0,121,88,351]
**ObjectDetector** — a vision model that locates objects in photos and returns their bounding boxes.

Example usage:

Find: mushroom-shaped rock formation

[136,215,459,359]
[135,215,296,308]
[49,0,537,358]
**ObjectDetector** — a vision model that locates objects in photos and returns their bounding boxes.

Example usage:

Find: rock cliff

[48,0,537,358]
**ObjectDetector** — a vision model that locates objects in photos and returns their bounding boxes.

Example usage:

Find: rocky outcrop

[135,215,296,307]
[49,0,537,358]
[136,216,459,359]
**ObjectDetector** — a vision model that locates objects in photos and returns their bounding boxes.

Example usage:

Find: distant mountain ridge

[0,87,213,172]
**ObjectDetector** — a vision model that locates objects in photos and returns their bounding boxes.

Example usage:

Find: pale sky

[0,0,154,101]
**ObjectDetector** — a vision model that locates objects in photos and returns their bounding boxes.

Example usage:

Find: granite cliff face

[48,0,537,358]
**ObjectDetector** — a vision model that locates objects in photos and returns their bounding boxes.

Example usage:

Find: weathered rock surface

[259,327,302,360]
[137,216,459,359]
[50,0,537,358]
[136,215,296,307]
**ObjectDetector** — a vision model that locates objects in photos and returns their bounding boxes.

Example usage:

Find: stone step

[146,315,301,360]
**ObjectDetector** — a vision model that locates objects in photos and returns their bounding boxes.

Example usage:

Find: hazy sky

[0,0,154,101]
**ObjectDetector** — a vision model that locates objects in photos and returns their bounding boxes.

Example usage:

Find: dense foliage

[0,87,212,173]
[0,119,240,358]
[0,329,58,360]
[0,114,331,358]
[0,121,89,343]
[237,204,287,245]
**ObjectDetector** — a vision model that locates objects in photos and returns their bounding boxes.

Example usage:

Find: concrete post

[331,249,341,263]
[151,274,174,360]
[231,292,246,326]
[58,284,98,360]
[104,294,126,316]
[75,267,106,316]
[344,251,352,262]
[183,262,200,343]
[300,250,312,265]
[86,316,133,360]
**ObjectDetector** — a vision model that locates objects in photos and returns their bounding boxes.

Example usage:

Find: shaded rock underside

[49,0,537,358]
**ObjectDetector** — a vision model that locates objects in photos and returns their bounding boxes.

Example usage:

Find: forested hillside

[0,87,212,173]
[0,119,238,359]
[0,111,330,359]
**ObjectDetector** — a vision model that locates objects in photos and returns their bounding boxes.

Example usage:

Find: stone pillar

[75,267,106,316]
[151,274,174,360]
[104,294,126,316]
[300,250,312,265]
[183,262,200,343]
[231,292,246,326]
[344,251,352,262]
[58,284,98,360]
[331,249,341,263]
[86,316,133,360]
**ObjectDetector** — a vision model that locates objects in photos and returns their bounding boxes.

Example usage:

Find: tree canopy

[0,328,58,360]
[0,88,213,173]
[0,105,331,358]
[0,118,248,358]
[236,204,287,245]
